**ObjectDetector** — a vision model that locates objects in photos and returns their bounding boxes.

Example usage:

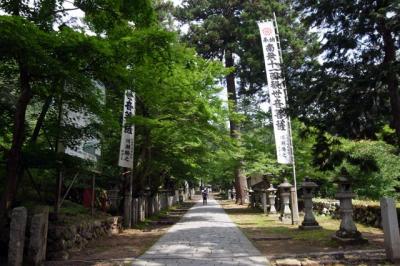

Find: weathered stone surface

[123,192,132,228]
[261,192,267,214]
[8,207,28,266]
[132,198,138,225]
[138,197,145,222]
[174,190,179,203]
[46,216,122,259]
[27,206,49,266]
[275,258,301,266]
[62,227,74,241]
[167,196,174,208]
[380,197,400,263]
[333,178,367,244]
[301,258,319,266]
[300,180,321,230]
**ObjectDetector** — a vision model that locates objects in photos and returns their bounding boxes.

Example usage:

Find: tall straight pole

[123,169,132,228]
[119,91,135,228]
[54,86,64,219]
[91,174,95,216]
[273,13,299,224]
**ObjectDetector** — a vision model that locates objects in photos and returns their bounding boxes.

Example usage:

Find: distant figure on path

[202,188,208,205]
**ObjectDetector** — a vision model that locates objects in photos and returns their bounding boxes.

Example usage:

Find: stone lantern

[278,178,292,224]
[247,188,256,208]
[266,184,277,215]
[332,176,367,244]
[299,177,321,230]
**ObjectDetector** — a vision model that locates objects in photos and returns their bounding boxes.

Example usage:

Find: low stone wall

[47,191,181,260]
[313,198,400,228]
[47,216,122,260]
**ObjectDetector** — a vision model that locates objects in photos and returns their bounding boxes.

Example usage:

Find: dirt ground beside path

[45,201,196,266]
[218,199,392,265]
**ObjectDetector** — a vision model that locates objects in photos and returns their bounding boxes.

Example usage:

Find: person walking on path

[135,198,269,265]
[202,188,208,205]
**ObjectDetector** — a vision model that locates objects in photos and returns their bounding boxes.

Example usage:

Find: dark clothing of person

[202,190,208,205]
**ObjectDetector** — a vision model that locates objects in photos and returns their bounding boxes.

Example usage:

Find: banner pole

[119,91,135,228]
[273,12,300,224]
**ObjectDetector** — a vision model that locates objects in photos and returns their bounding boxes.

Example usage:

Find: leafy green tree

[0,0,137,216]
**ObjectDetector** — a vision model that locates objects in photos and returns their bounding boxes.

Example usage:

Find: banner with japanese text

[118,90,135,168]
[258,21,293,164]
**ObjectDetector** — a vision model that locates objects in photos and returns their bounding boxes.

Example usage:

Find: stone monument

[380,197,400,263]
[332,175,367,244]
[27,206,49,266]
[299,178,321,230]
[278,178,292,224]
[8,207,28,266]
[261,189,267,214]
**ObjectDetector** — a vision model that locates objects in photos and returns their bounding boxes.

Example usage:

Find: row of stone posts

[129,188,189,227]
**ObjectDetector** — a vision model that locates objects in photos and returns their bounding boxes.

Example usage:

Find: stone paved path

[134,197,269,266]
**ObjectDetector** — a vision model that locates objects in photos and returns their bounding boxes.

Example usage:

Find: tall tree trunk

[30,95,53,144]
[0,63,33,214]
[225,50,248,205]
[378,21,400,146]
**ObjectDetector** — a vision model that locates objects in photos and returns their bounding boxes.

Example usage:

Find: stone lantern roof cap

[266,184,277,192]
[301,177,318,188]
[278,178,292,188]
[263,173,274,180]
[335,176,351,184]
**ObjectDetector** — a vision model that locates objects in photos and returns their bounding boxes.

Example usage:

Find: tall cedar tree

[175,0,312,203]
[293,0,400,144]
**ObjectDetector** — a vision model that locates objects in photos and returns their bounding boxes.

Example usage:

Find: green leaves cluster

[0,0,235,208]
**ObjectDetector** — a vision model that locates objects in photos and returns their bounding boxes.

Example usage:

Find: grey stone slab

[135,198,269,266]
[380,197,400,263]
[27,206,49,266]
[8,207,28,266]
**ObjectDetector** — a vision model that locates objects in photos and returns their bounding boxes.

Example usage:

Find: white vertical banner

[258,21,293,164]
[118,90,135,168]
